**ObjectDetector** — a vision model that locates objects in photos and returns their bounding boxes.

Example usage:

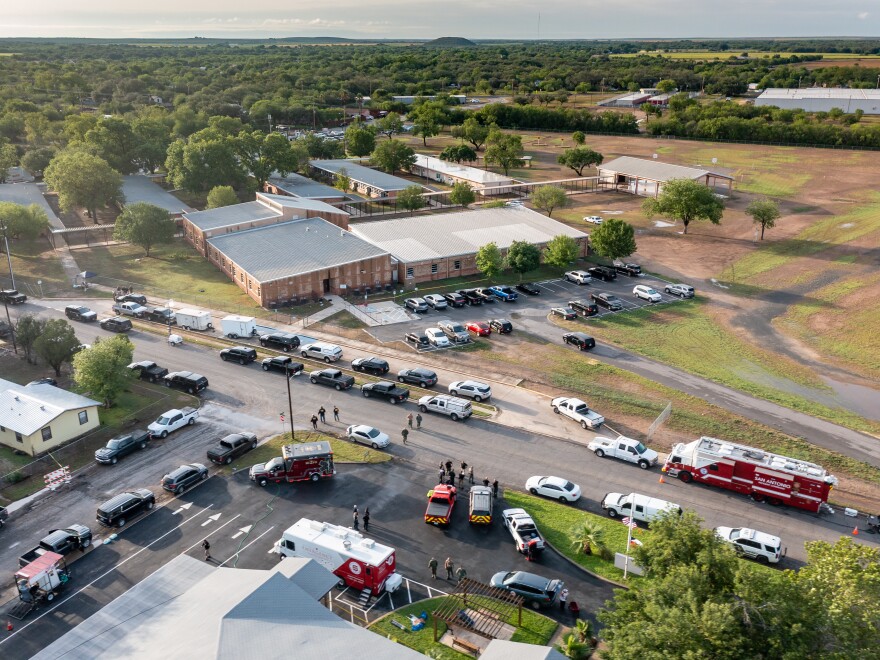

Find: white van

[601,492,682,524]
[715,526,784,564]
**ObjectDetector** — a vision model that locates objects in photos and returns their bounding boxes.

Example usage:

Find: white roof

[413,154,514,186]
[482,640,566,660]
[690,436,833,480]
[0,379,100,436]
[757,88,880,100]
[599,156,733,182]
[350,206,586,262]
[288,519,394,565]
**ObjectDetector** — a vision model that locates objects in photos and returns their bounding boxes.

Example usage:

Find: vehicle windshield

[606,295,619,301]
[366,428,380,438]
[645,289,658,295]
[156,416,171,425]
[634,442,649,454]
[563,482,576,491]
[264,457,284,472]
[107,439,123,449]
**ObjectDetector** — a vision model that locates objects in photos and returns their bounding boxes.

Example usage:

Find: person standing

[202,539,211,561]
[333,406,340,422]
[492,479,499,498]
[559,588,569,611]
[458,470,465,487]
[456,566,467,584]
[445,460,453,474]
[429,557,439,579]
[402,428,409,445]
[311,415,318,430]
[318,406,326,423]
[352,510,359,530]
[407,412,414,428]
[461,461,468,473]
[439,468,446,483]
[416,413,423,429]
[353,504,358,514]
[445,557,454,580]
[468,466,474,484]
[363,508,370,531]
[483,477,490,487]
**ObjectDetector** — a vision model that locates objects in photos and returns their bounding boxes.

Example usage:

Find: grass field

[2,239,70,293]
[226,431,391,472]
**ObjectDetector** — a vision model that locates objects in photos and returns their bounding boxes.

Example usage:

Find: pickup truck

[587,435,659,470]
[551,396,605,430]
[18,524,92,567]
[425,483,456,526]
[95,429,150,464]
[112,301,148,317]
[148,407,198,439]
[502,508,545,556]
[145,307,176,324]
[0,289,27,304]
[614,262,642,277]
[488,285,518,302]
[207,432,258,465]
[418,394,472,421]
[128,360,169,383]
[361,381,410,404]
[309,368,354,391]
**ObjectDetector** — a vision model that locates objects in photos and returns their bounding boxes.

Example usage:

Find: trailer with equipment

[10,552,71,620]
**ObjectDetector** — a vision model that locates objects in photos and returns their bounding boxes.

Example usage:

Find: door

[323,278,330,294]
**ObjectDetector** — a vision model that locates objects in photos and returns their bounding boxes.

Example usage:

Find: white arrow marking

[231,525,253,540]
[172,502,194,515]
[201,513,221,527]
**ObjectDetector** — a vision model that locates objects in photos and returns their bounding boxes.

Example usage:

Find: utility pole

[2,299,17,354]
[285,370,296,442]
[2,225,15,290]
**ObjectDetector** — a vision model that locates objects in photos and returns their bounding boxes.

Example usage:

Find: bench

[452,638,481,656]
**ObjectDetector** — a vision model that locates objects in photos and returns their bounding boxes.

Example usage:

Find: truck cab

[148,407,198,439]
[18,525,92,567]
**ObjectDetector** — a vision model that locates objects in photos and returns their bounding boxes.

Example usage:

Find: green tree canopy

[409,101,447,146]
[531,185,568,217]
[73,334,135,407]
[132,110,173,173]
[334,168,352,192]
[451,117,491,151]
[234,130,301,191]
[345,123,377,157]
[588,218,637,261]
[15,314,46,365]
[375,112,403,140]
[296,133,345,160]
[557,146,604,176]
[164,129,245,193]
[397,185,426,214]
[745,197,781,239]
[371,139,416,175]
[505,240,541,280]
[206,185,239,209]
[572,130,586,145]
[20,146,55,177]
[642,179,724,234]
[81,117,139,174]
[34,319,81,376]
[475,241,504,280]
[656,78,677,93]
[484,130,524,175]
[439,144,478,164]
[543,234,579,272]
[0,202,50,241]
[0,142,18,183]
[44,149,123,220]
[113,202,175,257]
[448,181,476,208]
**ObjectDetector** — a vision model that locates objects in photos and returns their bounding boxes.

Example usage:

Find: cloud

[857,11,869,19]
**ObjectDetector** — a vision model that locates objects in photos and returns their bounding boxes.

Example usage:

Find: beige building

[410,154,516,195]
[0,379,100,456]
[309,160,416,199]
[598,156,734,198]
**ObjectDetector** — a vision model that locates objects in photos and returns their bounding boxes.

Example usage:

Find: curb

[541,537,631,590]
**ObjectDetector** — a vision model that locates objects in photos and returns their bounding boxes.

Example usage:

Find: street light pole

[3,299,17,354]
[286,370,296,442]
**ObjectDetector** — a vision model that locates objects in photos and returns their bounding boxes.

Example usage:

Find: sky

[0,1,877,40]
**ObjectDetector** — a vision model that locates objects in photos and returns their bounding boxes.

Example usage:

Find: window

[406,267,414,279]
[453,260,461,270]
[78,410,89,425]
[240,273,244,283]
[248,279,252,290]
[257,286,261,296]
[41,426,53,442]
[431,264,438,274]
[15,432,23,444]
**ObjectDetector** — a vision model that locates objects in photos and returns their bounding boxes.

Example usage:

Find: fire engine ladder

[356,588,372,608]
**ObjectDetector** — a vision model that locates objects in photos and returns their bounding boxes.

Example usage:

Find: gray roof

[758,88,880,100]
[0,378,100,435]
[208,217,388,283]
[482,640,567,660]
[122,175,194,214]
[259,192,348,217]
[183,200,280,232]
[413,154,514,185]
[310,160,414,192]
[268,172,348,199]
[349,206,587,262]
[0,183,62,230]
[598,156,733,182]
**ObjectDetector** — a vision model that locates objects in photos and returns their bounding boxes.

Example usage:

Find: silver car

[448,380,492,402]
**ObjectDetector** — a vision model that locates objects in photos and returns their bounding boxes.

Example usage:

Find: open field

[610,51,880,61]
[1,238,70,294]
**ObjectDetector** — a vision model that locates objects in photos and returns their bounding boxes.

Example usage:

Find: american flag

[621,517,638,529]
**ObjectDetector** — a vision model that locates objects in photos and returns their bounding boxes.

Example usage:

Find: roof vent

[40,405,46,411]
[14,396,20,402]
[343,540,351,549]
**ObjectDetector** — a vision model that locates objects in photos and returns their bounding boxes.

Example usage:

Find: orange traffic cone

[853,527,859,536]
[658,474,665,484]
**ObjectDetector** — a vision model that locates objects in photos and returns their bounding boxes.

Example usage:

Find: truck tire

[282,345,290,353]
[251,440,258,449]
[46,592,55,602]
[225,456,233,465]
[146,500,154,509]
[229,333,238,339]
[188,417,195,425]
[595,449,605,458]
[607,508,618,518]
[201,471,208,480]
[139,441,146,450]
[420,381,428,389]
[552,406,560,414]
[187,387,195,394]
[420,405,428,413]
[262,364,269,371]
[581,420,588,429]
[160,430,168,439]
[530,488,538,494]
[310,473,320,482]
[239,358,246,365]
[398,376,405,383]
[678,471,693,483]
[389,398,398,404]
[81,537,91,548]
[324,356,331,363]
[451,413,459,421]
[111,456,118,465]
[258,478,268,487]
[310,377,318,384]
[183,325,190,331]
[164,380,171,387]
[302,351,308,358]
[451,389,458,396]
[559,496,567,503]
[638,459,650,470]
[117,518,126,528]
[363,390,370,397]
[150,376,156,383]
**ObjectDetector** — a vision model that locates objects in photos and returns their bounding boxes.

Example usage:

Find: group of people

[310,406,341,430]
[428,556,467,583]
[400,412,423,444]
[437,460,499,496]
[351,504,371,531]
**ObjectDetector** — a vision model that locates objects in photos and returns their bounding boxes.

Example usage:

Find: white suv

[714,527,783,564]
[583,215,604,225]
[300,342,343,363]
[564,270,592,285]
[633,285,662,302]
[425,328,451,348]
[448,380,492,402]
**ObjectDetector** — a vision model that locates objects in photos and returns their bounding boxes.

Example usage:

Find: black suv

[128,360,169,383]
[164,371,209,394]
[96,489,155,528]
[261,356,304,375]
[100,317,132,333]
[146,307,176,324]
[397,367,438,388]
[309,368,354,391]
[489,319,513,334]
[95,430,150,465]
[115,293,147,305]
[563,332,596,351]
[0,289,27,305]
[259,332,301,352]
[569,299,599,317]
[457,289,482,306]
[516,283,541,296]
[351,356,390,376]
[588,266,617,282]
[162,463,208,495]
[591,292,623,311]
[220,346,257,365]
[65,305,97,322]
[443,292,466,308]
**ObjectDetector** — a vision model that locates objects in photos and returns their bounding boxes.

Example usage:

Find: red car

[465,321,491,337]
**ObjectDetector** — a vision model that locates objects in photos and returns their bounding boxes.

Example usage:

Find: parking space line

[217,525,276,567]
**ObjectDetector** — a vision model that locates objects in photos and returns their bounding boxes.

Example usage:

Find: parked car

[261,355,304,375]
[438,319,470,343]
[127,360,169,383]
[490,571,563,609]
[0,289,27,304]
[27,377,58,387]
[590,292,623,311]
[112,301,148,318]
[301,342,343,363]
[96,489,155,528]
[633,285,662,302]
[488,285,518,302]
[569,299,599,317]
[346,425,390,449]
[424,294,448,310]
[551,307,578,320]
[615,262,642,277]
[398,367,438,388]
[220,346,257,365]
[65,305,97,322]
[489,319,512,334]
[95,430,150,465]
[564,270,591,285]
[526,476,582,502]
[442,292,467,308]
[465,321,491,337]
[552,396,605,430]
[583,215,604,225]
[259,332,301,352]
[405,297,429,313]
[448,380,492,402]
[114,293,147,306]
[562,332,596,351]
[457,289,483,306]
[405,332,430,348]
[361,380,410,404]
[309,368,354,390]
[425,328,451,347]
[714,527,784,564]
[162,463,208,495]
[473,288,497,303]
[351,356,390,376]
[665,283,695,298]
[145,307,176,324]
[207,432,259,465]
[588,266,617,282]
[516,282,541,296]
[100,317,132,333]
[163,371,209,394]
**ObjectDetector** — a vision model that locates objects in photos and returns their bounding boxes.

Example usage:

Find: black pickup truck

[207,432,259,465]
[19,524,92,567]
[0,289,27,305]
[95,429,150,464]
[128,360,169,383]
[361,380,410,404]
[614,262,642,277]
[145,307,176,324]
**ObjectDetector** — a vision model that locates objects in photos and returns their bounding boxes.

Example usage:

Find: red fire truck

[274,518,403,596]
[664,437,838,513]
[249,441,335,486]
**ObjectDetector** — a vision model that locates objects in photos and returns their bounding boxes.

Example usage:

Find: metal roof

[757,88,880,100]
[183,201,280,231]
[122,175,194,214]
[413,154,514,186]
[0,183,62,230]
[208,217,388,284]
[310,160,414,192]
[349,206,586,262]
[268,172,348,199]
[259,192,348,216]
[0,379,100,436]
[598,156,733,182]
[481,640,567,660]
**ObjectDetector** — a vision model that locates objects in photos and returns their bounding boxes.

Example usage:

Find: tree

[506,241,540,280]
[345,123,376,157]
[0,142,18,183]
[572,131,586,145]
[557,147,604,177]
[570,519,610,559]
[484,130,524,175]
[206,185,239,209]
[44,149,123,220]
[397,185,425,214]
[34,319,80,376]
[82,117,139,174]
[296,133,345,160]
[164,129,245,193]
[439,144,478,164]
[588,219,637,261]
[451,117,491,150]
[73,334,135,407]
[531,185,568,217]
[371,139,416,175]
[234,130,301,191]
[543,234,579,272]
[555,631,592,660]
[375,112,403,140]
[335,168,352,192]
[20,147,55,177]
[657,79,677,93]
[132,112,173,173]
[449,181,476,208]
[475,242,503,280]
[0,202,49,241]
[745,197,781,239]
[15,315,46,365]
[113,202,175,257]
[409,102,447,146]
[642,179,724,234]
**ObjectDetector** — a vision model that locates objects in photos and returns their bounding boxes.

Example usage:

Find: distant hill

[424,37,477,48]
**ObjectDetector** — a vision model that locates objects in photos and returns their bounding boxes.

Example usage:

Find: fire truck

[249,441,335,486]
[274,518,403,597]
[664,437,838,513]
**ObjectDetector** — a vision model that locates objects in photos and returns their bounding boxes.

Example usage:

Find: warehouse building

[309,160,417,199]
[349,205,588,284]
[755,88,880,115]
[409,154,516,195]
[264,172,350,203]
[122,175,193,218]
[598,156,733,198]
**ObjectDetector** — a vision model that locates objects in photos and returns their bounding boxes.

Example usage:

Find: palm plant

[555,631,592,660]
[570,520,610,558]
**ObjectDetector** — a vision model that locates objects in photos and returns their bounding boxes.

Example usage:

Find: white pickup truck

[148,407,199,438]
[112,301,148,318]
[501,508,545,556]
[587,435,659,470]
[550,397,604,430]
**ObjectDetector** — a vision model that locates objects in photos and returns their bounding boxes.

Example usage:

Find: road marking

[172,502,194,515]
[218,525,276,567]
[201,512,222,526]
[232,525,253,539]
